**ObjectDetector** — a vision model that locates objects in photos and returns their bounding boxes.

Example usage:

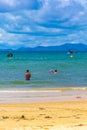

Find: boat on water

[7,52,13,57]
[68,50,77,54]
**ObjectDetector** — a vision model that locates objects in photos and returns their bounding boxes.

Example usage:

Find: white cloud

[0,0,42,12]
[0,0,87,48]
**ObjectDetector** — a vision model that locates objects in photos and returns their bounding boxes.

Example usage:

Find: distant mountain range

[17,43,87,52]
[0,43,87,52]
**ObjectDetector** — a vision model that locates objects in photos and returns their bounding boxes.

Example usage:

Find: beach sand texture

[0,101,87,130]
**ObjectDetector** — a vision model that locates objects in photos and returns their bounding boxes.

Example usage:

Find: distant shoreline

[0,43,87,52]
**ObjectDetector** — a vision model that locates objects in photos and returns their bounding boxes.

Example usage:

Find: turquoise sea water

[0,51,87,90]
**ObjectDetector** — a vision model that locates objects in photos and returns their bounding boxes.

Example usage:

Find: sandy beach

[0,101,87,130]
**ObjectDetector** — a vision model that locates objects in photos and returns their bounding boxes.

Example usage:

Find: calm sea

[0,51,87,90]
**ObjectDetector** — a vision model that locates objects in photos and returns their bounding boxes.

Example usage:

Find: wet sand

[0,88,87,103]
[0,101,87,130]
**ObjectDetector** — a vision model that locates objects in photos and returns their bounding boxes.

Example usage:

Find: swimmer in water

[25,70,31,80]
[49,69,58,74]
[54,69,58,74]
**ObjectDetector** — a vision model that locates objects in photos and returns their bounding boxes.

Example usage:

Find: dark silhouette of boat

[7,52,13,57]
[68,50,77,54]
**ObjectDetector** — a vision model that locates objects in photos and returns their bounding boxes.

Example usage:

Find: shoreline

[0,88,87,129]
[0,101,87,129]
[0,87,87,103]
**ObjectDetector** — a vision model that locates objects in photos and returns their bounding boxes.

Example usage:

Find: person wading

[25,70,31,80]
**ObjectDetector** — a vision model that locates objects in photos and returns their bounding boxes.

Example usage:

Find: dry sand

[0,101,87,130]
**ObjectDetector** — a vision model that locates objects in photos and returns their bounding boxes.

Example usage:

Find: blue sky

[0,0,87,49]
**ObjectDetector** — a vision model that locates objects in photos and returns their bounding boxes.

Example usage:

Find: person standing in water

[25,70,31,80]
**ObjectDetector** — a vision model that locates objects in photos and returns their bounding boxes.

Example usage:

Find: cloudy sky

[0,0,87,49]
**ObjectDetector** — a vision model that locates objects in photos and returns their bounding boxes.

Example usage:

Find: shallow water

[0,51,87,89]
[0,51,87,102]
